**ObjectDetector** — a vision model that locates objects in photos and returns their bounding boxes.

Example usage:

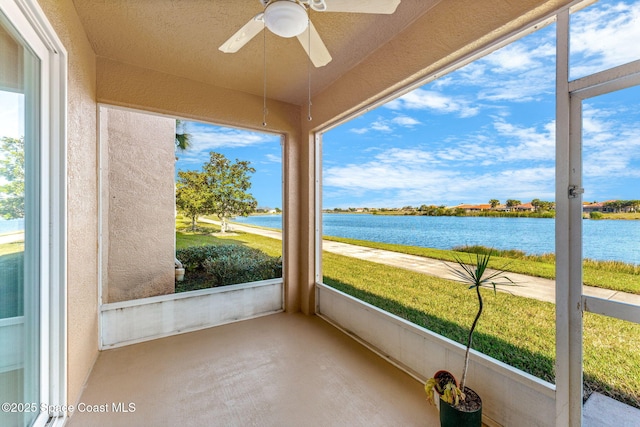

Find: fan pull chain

[307,17,312,122]
[262,25,268,127]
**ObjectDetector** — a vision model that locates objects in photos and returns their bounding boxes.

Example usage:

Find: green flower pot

[439,387,482,427]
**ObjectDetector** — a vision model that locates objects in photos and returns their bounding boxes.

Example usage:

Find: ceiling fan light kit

[264,1,308,38]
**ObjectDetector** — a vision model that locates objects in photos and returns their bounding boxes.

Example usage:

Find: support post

[555,9,584,427]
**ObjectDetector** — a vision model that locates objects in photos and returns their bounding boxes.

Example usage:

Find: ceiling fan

[218,0,402,67]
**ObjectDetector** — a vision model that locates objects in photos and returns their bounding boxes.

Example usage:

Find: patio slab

[67,313,436,426]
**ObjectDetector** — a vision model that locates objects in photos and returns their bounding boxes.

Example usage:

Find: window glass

[580,85,640,408]
[321,20,558,383]
[0,14,40,427]
[570,0,640,80]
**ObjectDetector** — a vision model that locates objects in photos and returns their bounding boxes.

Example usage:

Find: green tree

[175,119,192,152]
[0,136,25,219]
[203,152,257,232]
[489,199,500,209]
[176,170,209,230]
[531,198,541,212]
[506,199,521,209]
[539,200,555,211]
[604,200,622,213]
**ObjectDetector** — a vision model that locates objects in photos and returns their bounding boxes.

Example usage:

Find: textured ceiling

[72,0,441,106]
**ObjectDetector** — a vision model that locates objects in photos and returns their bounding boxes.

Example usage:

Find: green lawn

[176,221,640,408]
[176,218,282,258]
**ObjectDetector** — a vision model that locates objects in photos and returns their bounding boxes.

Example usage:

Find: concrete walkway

[209,219,640,306]
[0,231,23,245]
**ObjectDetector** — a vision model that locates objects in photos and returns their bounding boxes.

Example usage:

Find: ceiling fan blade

[322,0,401,14]
[296,20,332,67]
[218,13,264,53]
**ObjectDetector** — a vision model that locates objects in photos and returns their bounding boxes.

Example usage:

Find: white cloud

[371,119,392,133]
[385,89,479,118]
[189,126,273,150]
[391,115,421,127]
[323,145,556,206]
[439,27,556,103]
[348,114,420,135]
[428,118,555,165]
[324,160,457,193]
[176,122,281,170]
[264,153,281,163]
[570,2,640,77]
[582,103,640,179]
[324,113,561,207]
[489,119,555,162]
[176,123,278,166]
[349,120,389,135]
[483,44,537,72]
[349,127,369,135]
[376,148,435,164]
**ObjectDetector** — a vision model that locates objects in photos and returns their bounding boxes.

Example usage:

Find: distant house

[454,204,492,212]
[583,200,618,213]
[583,202,604,213]
[513,202,535,212]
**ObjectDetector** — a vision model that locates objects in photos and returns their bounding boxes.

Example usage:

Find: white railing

[100,279,283,349]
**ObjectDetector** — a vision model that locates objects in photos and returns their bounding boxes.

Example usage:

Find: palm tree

[175,119,192,151]
[446,251,514,392]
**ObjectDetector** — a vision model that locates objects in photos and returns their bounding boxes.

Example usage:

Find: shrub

[176,245,225,271]
[453,245,527,259]
[590,211,603,219]
[176,244,282,287]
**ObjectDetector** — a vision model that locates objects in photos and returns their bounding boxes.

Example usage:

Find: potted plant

[425,249,513,427]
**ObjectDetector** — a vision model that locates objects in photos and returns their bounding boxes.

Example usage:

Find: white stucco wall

[102,107,175,303]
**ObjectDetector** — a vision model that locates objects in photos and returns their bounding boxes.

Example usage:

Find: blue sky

[173,0,640,210]
[175,124,282,209]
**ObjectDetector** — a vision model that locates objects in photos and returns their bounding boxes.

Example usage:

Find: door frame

[0,0,67,425]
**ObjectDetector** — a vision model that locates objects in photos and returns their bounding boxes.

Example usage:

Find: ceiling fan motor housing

[264,1,309,38]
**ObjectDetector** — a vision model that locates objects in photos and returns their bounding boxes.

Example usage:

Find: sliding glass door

[0,13,42,427]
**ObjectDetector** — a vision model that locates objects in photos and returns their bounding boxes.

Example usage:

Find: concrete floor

[67,313,437,426]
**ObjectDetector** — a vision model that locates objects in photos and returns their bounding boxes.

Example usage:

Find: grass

[322,251,640,409]
[323,236,640,295]
[176,216,281,257]
[175,220,640,408]
[0,240,24,256]
[600,212,640,220]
